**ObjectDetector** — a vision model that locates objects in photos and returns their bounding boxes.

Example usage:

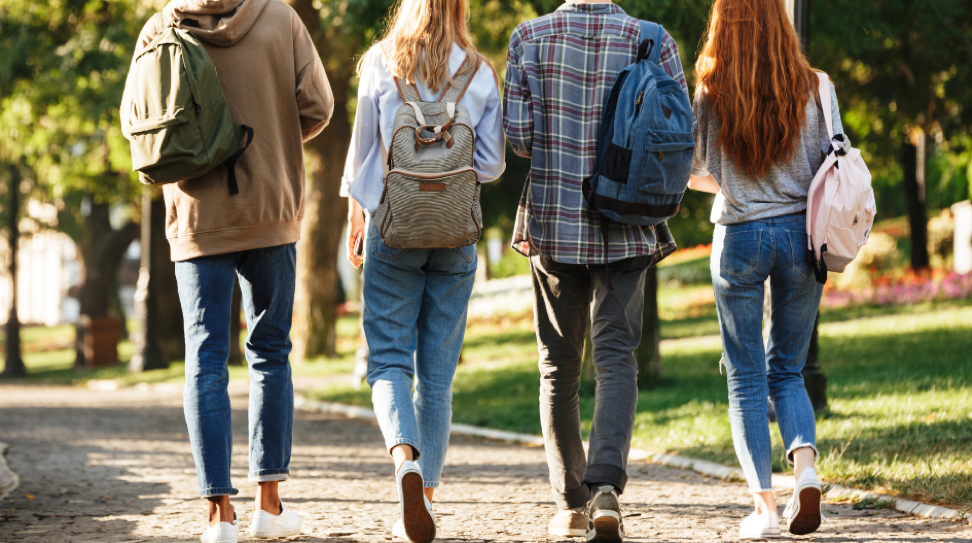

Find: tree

[811,0,972,270]
[0,164,26,378]
[0,0,147,366]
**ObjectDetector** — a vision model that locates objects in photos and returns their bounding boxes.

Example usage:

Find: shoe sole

[549,528,587,537]
[788,487,822,536]
[587,512,623,543]
[249,528,301,539]
[401,471,436,543]
[739,528,781,539]
[201,533,238,543]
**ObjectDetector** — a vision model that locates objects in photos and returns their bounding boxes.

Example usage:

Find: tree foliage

[811,0,972,216]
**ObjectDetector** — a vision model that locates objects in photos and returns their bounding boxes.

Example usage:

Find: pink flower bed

[822,270,972,308]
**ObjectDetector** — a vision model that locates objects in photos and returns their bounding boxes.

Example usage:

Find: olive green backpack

[122,14,253,194]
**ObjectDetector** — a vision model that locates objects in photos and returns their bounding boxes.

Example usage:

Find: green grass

[310,301,972,511]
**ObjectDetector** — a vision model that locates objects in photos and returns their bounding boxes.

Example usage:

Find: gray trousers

[530,254,650,509]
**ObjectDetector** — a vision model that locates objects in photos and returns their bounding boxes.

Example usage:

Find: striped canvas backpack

[375,53,482,249]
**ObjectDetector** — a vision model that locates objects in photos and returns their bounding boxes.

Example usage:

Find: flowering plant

[822,268,972,308]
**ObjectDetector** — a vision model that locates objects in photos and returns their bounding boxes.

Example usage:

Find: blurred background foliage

[0,0,970,336]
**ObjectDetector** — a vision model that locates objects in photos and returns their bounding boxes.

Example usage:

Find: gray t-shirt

[692,82,843,225]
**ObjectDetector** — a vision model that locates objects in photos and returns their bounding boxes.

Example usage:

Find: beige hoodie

[130,0,334,261]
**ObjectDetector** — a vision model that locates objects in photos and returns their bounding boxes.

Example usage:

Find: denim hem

[200,486,239,498]
[785,443,818,464]
[424,481,440,489]
[248,471,290,483]
[584,463,629,494]
[555,483,593,510]
[387,438,422,460]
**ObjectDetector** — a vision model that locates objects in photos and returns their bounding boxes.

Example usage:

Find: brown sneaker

[548,509,588,537]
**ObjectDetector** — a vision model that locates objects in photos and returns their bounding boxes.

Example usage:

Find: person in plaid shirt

[502,2,689,539]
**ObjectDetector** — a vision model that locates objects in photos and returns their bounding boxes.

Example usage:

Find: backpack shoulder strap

[379,41,423,103]
[637,21,663,63]
[439,54,480,104]
[816,72,834,139]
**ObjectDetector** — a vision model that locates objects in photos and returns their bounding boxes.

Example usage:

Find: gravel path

[0,383,969,543]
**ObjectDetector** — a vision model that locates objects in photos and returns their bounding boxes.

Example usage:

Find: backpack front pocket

[381,168,481,249]
[128,107,205,181]
[641,130,694,195]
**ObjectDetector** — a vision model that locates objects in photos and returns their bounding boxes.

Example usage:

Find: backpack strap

[816,72,834,139]
[379,41,424,103]
[225,125,253,195]
[439,54,480,104]
[637,21,664,63]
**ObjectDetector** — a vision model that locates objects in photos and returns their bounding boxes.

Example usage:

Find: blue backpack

[583,21,695,228]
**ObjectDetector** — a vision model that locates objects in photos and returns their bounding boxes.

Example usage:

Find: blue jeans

[175,243,297,497]
[711,214,822,493]
[363,219,477,488]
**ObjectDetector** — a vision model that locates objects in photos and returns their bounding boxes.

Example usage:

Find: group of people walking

[124,0,843,542]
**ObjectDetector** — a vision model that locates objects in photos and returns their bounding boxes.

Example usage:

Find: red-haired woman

[688,0,843,538]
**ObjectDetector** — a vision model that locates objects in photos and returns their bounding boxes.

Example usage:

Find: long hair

[369,0,482,94]
[695,0,819,178]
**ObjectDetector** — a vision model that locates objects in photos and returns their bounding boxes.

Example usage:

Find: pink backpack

[806,73,876,283]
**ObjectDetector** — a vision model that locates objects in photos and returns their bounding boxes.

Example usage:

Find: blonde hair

[367,0,483,94]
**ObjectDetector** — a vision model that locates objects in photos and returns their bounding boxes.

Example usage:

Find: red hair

[695,0,819,177]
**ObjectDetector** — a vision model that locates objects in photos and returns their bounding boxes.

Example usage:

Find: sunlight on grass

[311,300,972,510]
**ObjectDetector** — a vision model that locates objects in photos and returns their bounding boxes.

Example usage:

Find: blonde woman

[341,0,505,542]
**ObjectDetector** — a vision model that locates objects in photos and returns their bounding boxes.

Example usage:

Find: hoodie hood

[164,0,271,47]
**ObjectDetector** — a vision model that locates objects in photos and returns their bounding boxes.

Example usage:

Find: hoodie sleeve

[292,13,334,142]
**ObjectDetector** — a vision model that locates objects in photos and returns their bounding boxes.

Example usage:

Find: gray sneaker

[585,486,624,543]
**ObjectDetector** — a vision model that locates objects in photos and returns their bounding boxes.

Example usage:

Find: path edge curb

[0,441,21,501]
[295,396,969,523]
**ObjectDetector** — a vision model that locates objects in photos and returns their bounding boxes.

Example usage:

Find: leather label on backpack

[419,183,446,192]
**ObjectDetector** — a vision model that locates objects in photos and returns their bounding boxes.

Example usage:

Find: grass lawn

[309,299,972,512]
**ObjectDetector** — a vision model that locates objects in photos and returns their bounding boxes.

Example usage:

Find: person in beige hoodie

[123,1,333,541]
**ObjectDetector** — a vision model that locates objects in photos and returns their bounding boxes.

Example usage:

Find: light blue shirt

[341,43,507,213]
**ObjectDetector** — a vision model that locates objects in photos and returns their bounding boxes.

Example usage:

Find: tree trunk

[130,188,167,372]
[1,164,25,378]
[287,0,355,361]
[150,195,184,362]
[902,137,930,270]
[228,278,243,366]
[635,266,662,387]
[74,196,139,367]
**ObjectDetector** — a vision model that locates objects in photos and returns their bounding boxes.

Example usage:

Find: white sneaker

[782,468,824,536]
[392,518,409,540]
[739,510,780,539]
[201,515,238,543]
[248,502,302,539]
[396,461,436,543]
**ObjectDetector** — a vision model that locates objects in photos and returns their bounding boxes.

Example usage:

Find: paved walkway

[1,383,969,543]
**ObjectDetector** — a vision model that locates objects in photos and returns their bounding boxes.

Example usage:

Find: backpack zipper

[635,90,645,114]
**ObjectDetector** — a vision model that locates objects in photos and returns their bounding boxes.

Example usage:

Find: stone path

[1,383,969,543]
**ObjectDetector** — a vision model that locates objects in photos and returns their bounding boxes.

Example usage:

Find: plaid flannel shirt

[504,3,688,264]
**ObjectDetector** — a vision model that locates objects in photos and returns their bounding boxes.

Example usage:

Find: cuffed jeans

[363,219,477,488]
[531,254,651,509]
[175,243,296,497]
[711,214,822,493]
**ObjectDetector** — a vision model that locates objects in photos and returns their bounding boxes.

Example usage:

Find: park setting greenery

[1,0,971,517]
